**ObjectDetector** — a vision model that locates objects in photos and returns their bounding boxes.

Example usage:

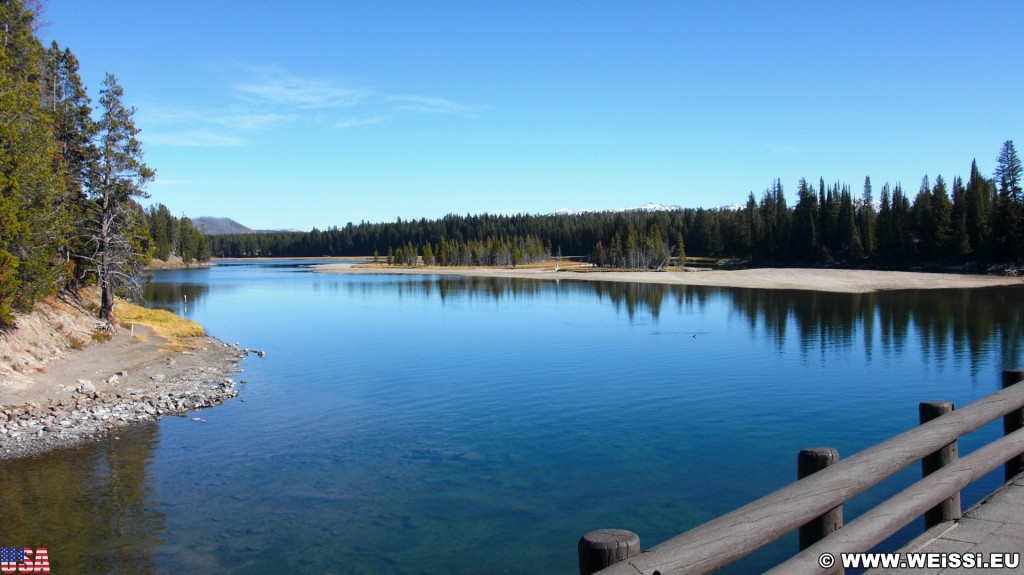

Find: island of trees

[1,0,207,326]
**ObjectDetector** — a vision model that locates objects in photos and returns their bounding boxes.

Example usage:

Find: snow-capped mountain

[552,202,682,216]
[552,202,744,215]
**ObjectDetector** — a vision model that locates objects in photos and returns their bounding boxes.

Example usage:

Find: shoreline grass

[114,300,205,349]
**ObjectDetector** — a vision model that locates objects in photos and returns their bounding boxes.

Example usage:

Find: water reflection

[276,275,1024,372]
[0,424,163,574]
[730,286,1023,371]
[143,281,208,317]
[144,268,1022,373]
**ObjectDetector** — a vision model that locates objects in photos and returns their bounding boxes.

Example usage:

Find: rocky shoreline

[0,338,258,461]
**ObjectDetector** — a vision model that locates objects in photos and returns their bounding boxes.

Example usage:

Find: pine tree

[770,180,789,260]
[950,176,971,257]
[743,193,764,262]
[147,204,174,260]
[405,241,417,265]
[83,74,155,321]
[44,42,96,288]
[877,183,893,258]
[911,176,935,258]
[0,0,64,322]
[838,187,861,260]
[995,140,1022,202]
[993,141,1023,259]
[421,241,434,266]
[965,160,992,259]
[891,184,915,261]
[647,224,666,268]
[179,217,198,263]
[437,236,449,266]
[930,175,953,258]
[859,176,876,257]
[792,178,820,262]
[591,239,606,267]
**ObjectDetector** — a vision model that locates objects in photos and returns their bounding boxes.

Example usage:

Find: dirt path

[1,325,167,406]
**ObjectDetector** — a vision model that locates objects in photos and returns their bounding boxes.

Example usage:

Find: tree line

[384,234,550,267]
[208,141,1021,271]
[145,204,211,264]
[1,0,206,325]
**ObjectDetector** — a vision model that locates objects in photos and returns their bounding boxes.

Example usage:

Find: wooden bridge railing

[578,369,1024,575]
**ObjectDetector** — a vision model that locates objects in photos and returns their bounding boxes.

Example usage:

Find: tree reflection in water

[0,423,164,574]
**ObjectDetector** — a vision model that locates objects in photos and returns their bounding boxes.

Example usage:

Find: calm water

[2,261,1023,574]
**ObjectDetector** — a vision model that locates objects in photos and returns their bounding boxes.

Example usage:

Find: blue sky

[40,1,1023,231]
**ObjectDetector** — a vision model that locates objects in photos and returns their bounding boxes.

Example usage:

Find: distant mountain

[193,217,253,235]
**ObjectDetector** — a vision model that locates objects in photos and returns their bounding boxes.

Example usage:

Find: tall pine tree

[992,141,1022,259]
[84,74,155,321]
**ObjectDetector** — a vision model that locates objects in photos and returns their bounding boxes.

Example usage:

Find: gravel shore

[0,335,253,460]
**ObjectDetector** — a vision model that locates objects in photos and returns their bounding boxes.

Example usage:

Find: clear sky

[39,0,1024,231]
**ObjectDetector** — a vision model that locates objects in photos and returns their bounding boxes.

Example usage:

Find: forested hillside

[208,146,1022,271]
[0,0,206,326]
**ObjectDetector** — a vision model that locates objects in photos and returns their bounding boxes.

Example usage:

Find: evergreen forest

[0,0,207,325]
[208,144,1022,272]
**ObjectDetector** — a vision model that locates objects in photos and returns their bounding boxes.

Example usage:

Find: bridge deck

[866,473,1024,574]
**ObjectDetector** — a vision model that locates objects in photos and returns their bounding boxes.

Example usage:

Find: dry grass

[114,300,205,349]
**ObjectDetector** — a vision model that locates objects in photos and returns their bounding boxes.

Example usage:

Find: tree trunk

[100,281,114,322]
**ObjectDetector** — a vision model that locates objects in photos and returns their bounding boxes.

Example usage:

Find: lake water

[2,261,1023,574]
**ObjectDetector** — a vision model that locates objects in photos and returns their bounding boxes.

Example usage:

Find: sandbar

[315,264,1023,293]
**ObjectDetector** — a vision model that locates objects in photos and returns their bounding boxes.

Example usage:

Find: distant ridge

[552,202,750,215]
[552,202,683,216]
[193,217,299,234]
[193,217,253,235]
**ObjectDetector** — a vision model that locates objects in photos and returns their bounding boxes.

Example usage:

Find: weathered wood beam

[1004,369,1024,480]
[764,426,1024,575]
[594,379,1024,575]
[919,401,960,527]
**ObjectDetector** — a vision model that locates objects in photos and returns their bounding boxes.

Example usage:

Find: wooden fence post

[919,401,961,527]
[797,448,842,550]
[578,529,640,575]
[1004,369,1024,481]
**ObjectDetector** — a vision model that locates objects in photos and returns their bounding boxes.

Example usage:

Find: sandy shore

[315,264,1023,293]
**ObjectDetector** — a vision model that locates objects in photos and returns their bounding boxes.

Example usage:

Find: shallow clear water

[2,261,1022,574]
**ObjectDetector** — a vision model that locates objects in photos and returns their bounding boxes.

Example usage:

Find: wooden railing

[578,369,1024,575]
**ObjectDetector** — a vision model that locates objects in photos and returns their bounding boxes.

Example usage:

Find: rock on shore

[0,339,250,460]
